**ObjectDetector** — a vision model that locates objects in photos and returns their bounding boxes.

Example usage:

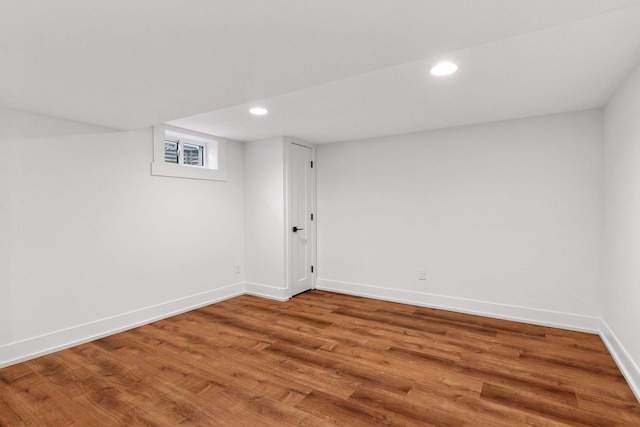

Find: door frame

[284,137,316,298]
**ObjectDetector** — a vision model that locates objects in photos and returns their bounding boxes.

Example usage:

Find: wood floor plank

[264,341,415,396]
[1,357,133,426]
[1,290,639,426]
[64,344,213,425]
[480,382,611,426]
[407,384,572,427]
[294,389,395,427]
[347,386,445,426]
[220,343,359,400]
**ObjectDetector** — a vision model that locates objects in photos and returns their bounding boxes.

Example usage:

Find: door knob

[292,226,304,232]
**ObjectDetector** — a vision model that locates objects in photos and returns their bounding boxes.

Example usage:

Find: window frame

[164,137,206,167]
[151,125,228,181]
[180,141,205,167]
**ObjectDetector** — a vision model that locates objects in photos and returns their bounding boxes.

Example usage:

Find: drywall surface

[602,62,640,395]
[0,108,245,361]
[317,110,602,325]
[244,137,286,291]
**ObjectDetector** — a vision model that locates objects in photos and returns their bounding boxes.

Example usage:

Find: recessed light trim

[249,107,268,115]
[430,61,458,76]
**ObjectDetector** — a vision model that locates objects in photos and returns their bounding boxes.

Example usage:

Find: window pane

[183,143,204,166]
[164,140,179,164]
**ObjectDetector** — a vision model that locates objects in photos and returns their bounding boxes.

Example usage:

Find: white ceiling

[2,1,640,143]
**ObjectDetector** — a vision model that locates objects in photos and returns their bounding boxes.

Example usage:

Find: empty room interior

[3,1,640,425]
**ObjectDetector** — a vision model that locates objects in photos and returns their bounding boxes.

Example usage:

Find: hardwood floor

[1,290,639,426]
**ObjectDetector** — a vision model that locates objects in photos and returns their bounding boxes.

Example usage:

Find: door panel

[290,143,313,296]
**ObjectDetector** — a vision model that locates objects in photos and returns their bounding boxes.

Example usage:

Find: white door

[290,143,314,296]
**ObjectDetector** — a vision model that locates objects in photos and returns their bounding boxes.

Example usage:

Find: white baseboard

[599,320,640,402]
[3,278,637,404]
[316,278,601,333]
[244,282,290,301]
[0,282,245,369]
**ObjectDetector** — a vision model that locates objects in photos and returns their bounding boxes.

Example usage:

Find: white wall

[317,110,602,329]
[601,62,640,397]
[243,137,288,300]
[0,108,245,366]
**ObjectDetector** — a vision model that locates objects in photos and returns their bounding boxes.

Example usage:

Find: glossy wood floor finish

[1,291,639,426]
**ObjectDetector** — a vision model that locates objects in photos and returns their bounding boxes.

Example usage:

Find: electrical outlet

[234,264,241,274]
[418,268,426,280]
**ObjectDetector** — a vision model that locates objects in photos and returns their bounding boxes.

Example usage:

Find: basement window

[164,139,204,166]
[151,125,227,181]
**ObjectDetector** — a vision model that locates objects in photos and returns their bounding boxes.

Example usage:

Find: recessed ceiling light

[249,107,268,115]
[430,61,458,76]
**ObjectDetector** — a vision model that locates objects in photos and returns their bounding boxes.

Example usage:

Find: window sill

[151,162,228,181]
